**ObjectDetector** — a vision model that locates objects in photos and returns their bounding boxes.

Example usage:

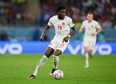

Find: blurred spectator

[38,0,116,30]
[0,0,115,27]
[102,19,112,29]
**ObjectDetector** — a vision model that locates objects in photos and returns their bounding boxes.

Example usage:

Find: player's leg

[27,47,54,79]
[53,49,62,68]
[83,39,90,68]
[50,49,62,76]
[50,41,69,76]
[88,49,93,58]
[28,39,57,79]
[33,47,54,76]
[83,46,89,68]
[88,41,96,58]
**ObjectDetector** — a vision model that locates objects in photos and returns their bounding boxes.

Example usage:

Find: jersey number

[57,25,62,30]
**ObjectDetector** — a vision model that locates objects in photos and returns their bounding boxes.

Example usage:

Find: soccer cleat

[27,75,36,80]
[49,72,53,76]
[49,68,57,76]
[85,65,89,68]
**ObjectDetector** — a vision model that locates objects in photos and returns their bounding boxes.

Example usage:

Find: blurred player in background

[79,12,102,68]
[27,5,76,79]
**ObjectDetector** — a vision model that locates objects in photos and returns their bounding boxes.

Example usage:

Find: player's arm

[92,22,102,36]
[69,26,76,37]
[92,27,102,36]
[40,25,51,41]
[79,22,84,33]
[79,28,83,33]
[63,26,76,42]
[96,28,102,34]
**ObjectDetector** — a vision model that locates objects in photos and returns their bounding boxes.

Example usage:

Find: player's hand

[62,36,70,43]
[91,32,97,36]
[40,36,44,41]
[79,29,83,33]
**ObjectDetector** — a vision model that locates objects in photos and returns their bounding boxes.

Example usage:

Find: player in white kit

[79,12,102,68]
[27,5,76,79]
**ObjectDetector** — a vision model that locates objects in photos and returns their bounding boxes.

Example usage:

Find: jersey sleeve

[80,21,85,29]
[47,18,53,26]
[68,18,75,28]
[95,22,101,29]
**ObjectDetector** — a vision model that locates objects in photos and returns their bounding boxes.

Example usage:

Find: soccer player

[27,5,76,79]
[79,12,102,68]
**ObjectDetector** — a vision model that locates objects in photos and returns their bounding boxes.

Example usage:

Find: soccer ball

[53,70,64,80]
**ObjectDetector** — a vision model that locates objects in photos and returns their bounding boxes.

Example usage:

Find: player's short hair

[56,5,66,12]
[86,11,93,15]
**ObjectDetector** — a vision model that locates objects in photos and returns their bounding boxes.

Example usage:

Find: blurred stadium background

[0,0,116,54]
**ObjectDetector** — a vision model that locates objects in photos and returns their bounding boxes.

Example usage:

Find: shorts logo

[60,44,64,48]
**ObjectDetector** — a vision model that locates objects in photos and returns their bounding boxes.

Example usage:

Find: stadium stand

[0,0,116,42]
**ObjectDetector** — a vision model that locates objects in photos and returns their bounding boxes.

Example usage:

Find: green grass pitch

[0,54,116,84]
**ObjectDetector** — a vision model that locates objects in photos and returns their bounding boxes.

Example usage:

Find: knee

[89,53,92,56]
[54,50,62,56]
[88,51,93,56]
[84,47,88,54]
[44,52,52,58]
[44,48,54,58]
